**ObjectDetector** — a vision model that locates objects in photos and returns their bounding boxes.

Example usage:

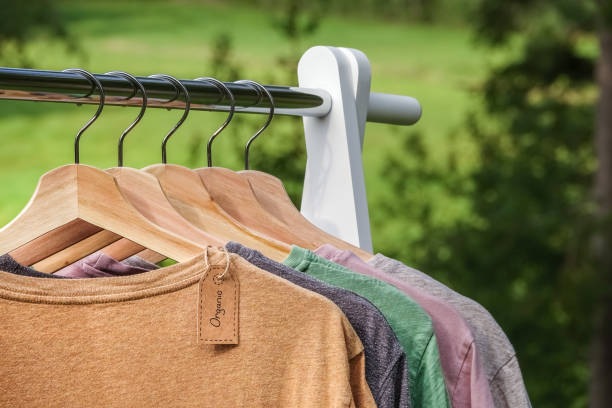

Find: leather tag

[198,265,239,345]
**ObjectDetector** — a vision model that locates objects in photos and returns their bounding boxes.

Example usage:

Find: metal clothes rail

[0,67,421,126]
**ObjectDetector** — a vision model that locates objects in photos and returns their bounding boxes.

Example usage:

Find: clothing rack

[0,46,421,253]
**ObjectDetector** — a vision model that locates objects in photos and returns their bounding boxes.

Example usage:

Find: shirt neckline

[282,245,313,269]
[0,250,234,305]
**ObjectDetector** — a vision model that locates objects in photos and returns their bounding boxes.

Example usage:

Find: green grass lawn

[0,0,498,248]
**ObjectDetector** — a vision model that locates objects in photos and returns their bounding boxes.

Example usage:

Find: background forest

[2,0,611,406]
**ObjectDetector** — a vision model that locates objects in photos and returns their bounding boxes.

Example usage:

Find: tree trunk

[590,29,612,408]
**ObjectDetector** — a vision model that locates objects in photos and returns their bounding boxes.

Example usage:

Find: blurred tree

[270,0,324,84]
[208,33,244,82]
[471,2,612,406]
[589,6,612,407]
[379,0,612,406]
[244,0,444,23]
[0,0,79,67]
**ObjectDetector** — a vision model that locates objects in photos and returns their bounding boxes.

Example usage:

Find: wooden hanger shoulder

[1,165,79,255]
[77,165,204,261]
[197,166,319,250]
[239,170,373,260]
[0,164,205,264]
[8,219,102,266]
[107,167,223,246]
[238,170,299,225]
[86,166,224,265]
[143,164,290,262]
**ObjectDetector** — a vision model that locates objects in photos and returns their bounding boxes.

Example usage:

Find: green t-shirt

[284,246,450,408]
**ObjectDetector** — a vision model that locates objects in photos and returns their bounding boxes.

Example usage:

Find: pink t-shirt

[315,245,495,408]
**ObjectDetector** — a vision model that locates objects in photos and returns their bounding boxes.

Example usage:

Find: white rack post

[298,46,373,251]
[298,46,421,252]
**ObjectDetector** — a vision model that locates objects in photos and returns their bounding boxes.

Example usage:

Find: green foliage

[472,0,600,45]
[240,0,444,23]
[270,0,324,40]
[375,0,606,406]
[0,0,80,67]
[208,33,244,81]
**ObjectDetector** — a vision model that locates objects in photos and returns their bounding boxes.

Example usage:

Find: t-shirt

[0,254,67,279]
[0,247,376,408]
[317,245,495,408]
[226,241,410,408]
[55,252,160,278]
[284,245,451,408]
[0,253,159,280]
[368,253,532,408]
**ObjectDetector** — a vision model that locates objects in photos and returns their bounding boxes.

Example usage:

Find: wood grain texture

[0,164,206,267]
[134,249,167,264]
[100,237,146,262]
[0,165,79,256]
[33,230,121,272]
[143,164,290,262]
[107,167,223,246]
[10,219,102,266]
[95,166,225,264]
[240,170,372,260]
[197,167,322,251]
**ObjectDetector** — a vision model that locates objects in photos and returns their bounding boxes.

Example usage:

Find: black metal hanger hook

[234,80,275,170]
[148,74,191,164]
[104,71,148,167]
[63,68,105,164]
[193,77,236,167]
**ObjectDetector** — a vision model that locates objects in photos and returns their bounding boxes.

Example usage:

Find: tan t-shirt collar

[0,249,232,305]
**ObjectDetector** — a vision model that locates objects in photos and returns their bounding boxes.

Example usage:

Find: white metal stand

[298,46,421,252]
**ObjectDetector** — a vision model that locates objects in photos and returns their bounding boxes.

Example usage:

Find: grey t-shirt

[226,242,410,408]
[368,254,531,408]
[0,255,67,279]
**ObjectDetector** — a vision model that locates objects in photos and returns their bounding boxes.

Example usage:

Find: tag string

[204,245,231,280]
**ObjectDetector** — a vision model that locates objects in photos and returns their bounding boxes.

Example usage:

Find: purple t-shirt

[55,252,159,278]
[315,245,495,408]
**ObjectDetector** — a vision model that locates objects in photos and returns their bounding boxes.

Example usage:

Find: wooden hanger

[108,167,224,248]
[192,79,316,251]
[95,72,223,263]
[0,164,205,273]
[239,170,372,260]
[140,76,290,262]
[9,219,104,267]
[197,166,320,248]
[202,80,372,258]
[144,163,290,262]
[0,69,205,273]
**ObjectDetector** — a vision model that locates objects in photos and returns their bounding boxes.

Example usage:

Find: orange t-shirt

[0,248,375,407]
